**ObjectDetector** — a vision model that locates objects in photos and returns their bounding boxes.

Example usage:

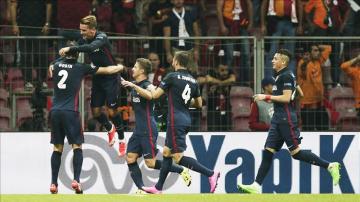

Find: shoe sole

[237,184,259,194]
[210,173,220,193]
[50,188,58,194]
[109,138,116,147]
[237,185,248,193]
[332,163,341,186]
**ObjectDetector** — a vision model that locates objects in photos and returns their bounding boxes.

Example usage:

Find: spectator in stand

[249,77,274,131]
[163,0,200,72]
[112,0,136,64]
[340,51,360,118]
[304,0,350,85]
[201,63,236,131]
[56,0,94,49]
[343,0,360,37]
[148,0,172,60]
[297,44,332,131]
[261,0,303,76]
[217,0,253,86]
[148,52,168,131]
[10,0,52,89]
[183,0,206,36]
[148,52,166,86]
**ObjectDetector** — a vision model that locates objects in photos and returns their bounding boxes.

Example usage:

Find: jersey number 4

[57,69,68,89]
[182,84,191,104]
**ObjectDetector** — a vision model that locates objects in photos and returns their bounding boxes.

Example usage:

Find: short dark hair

[65,40,79,59]
[136,58,152,75]
[174,51,189,68]
[276,49,292,60]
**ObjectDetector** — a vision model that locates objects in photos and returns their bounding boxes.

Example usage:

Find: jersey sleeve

[83,64,99,75]
[281,74,295,90]
[70,33,107,53]
[193,82,201,98]
[159,73,173,91]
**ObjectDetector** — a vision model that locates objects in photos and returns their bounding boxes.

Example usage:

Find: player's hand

[59,47,70,57]
[42,24,50,35]
[253,94,266,102]
[220,25,229,36]
[121,80,135,88]
[12,25,19,35]
[166,53,173,64]
[117,64,125,72]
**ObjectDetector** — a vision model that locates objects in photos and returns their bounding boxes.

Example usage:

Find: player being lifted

[59,15,126,156]
[121,58,192,193]
[141,51,220,194]
[238,49,341,194]
[49,41,124,194]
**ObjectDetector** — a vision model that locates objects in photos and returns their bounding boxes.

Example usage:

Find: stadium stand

[329,86,360,131]
[230,86,253,131]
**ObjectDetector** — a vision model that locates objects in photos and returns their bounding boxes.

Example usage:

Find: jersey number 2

[182,84,191,104]
[57,70,68,89]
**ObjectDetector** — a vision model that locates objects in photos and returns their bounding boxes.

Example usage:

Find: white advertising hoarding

[0,132,359,194]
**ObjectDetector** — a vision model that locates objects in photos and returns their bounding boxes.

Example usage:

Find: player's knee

[265,147,276,154]
[72,144,82,150]
[162,147,172,157]
[291,147,301,159]
[126,153,138,164]
[53,144,64,152]
[173,153,183,164]
[144,159,156,168]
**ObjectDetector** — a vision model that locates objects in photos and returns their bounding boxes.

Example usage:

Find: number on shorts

[57,69,68,89]
[182,84,191,104]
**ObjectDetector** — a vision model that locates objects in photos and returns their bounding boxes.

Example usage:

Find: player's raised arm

[95,64,124,75]
[150,87,165,100]
[121,79,154,100]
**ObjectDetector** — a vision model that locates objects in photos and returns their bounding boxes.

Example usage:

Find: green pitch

[1,194,359,202]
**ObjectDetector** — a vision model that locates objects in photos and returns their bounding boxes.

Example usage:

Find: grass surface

[1,194,359,202]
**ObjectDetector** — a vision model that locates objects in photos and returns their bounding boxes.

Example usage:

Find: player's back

[160,69,201,127]
[77,32,117,81]
[52,58,96,111]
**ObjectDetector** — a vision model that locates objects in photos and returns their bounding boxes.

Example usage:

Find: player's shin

[127,162,144,189]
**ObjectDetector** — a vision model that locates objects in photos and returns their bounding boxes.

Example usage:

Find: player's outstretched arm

[254,90,292,103]
[96,64,124,74]
[150,87,165,100]
[121,80,153,100]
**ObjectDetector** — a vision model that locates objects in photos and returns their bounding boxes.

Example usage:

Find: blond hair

[80,15,97,29]
[136,58,152,75]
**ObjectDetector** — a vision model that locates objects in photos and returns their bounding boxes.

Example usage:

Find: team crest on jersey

[272,85,277,91]
[90,63,96,69]
[132,97,140,103]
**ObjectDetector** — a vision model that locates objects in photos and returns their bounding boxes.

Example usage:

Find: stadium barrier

[1,132,359,194]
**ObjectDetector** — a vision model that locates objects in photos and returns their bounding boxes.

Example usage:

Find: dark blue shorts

[50,110,84,145]
[127,133,158,159]
[165,125,189,153]
[90,78,119,109]
[265,121,302,151]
